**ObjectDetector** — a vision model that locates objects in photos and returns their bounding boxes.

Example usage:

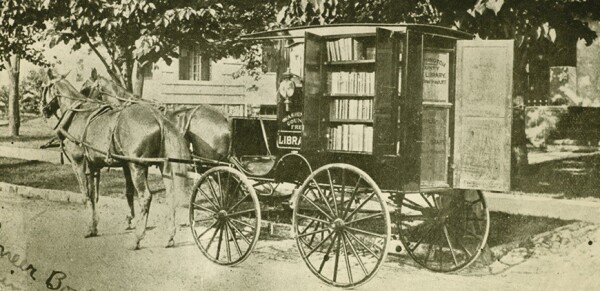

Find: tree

[0,0,52,136]
[45,0,286,97]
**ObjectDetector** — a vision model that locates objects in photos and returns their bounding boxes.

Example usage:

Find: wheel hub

[332,218,345,230]
[217,210,228,219]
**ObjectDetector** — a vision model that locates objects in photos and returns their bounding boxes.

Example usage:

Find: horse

[40,70,191,250]
[80,68,231,162]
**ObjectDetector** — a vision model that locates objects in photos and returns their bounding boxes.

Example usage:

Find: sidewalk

[2,144,600,223]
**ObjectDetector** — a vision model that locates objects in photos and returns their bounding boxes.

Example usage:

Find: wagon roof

[240,23,472,41]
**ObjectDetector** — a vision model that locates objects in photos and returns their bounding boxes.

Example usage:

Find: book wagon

[188,24,514,288]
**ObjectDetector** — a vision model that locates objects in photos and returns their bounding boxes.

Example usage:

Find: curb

[0,181,86,204]
[0,181,294,238]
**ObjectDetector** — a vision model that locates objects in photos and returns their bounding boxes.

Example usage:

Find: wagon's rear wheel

[189,166,261,266]
[397,189,490,272]
[293,163,390,288]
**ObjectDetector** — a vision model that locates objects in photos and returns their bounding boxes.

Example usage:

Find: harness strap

[105,110,123,164]
[182,106,202,135]
[81,105,113,161]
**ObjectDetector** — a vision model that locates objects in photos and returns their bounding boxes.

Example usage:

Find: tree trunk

[511,95,529,189]
[132,61,146,98]
[6,55,21,137]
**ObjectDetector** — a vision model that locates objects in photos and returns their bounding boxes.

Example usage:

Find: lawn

[515,155,600,199]
[0,156,166,198]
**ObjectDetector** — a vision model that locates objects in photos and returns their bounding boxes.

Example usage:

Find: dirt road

[1,196,599,291]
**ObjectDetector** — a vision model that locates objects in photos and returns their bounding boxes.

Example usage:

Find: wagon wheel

[189,166,261,266]
[292,163,391,288]
[396,189,490,272]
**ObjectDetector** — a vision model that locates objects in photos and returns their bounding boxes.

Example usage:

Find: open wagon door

[453,40,513,192]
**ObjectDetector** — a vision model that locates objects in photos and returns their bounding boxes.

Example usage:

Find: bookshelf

[323,36,376,153]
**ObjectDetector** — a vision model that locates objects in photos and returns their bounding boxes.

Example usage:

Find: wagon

[188,24,514,288]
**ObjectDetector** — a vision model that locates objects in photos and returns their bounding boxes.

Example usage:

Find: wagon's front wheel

[293,163,391,288]
[189,166,261,266]
[397,189,490,272]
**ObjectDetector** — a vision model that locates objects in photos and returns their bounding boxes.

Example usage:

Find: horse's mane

[99,76,140,100]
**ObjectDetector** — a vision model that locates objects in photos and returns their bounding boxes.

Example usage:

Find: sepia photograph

[1,0,599,290]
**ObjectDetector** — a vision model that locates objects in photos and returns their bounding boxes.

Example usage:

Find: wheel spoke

[215,225,224,260]
[318,233,338,274]
[305,230,335,258]
[333,234,341,282]
[346,212,383,226]
[326,169,339,215]
[340,169,346,219]
[341,232,353,284]
[345,231,380,260]
[345,191,377,221]
[299,219,317,235]
[228,219,252,245]
[193,203,217,214]
[308,222,322,246]
[310,179,336,217]
[401,197,427,212]
[193,216,217,224]
[297,228,330,239]
[424,242,434,265]
[343,177,362,218]
[420,192,434,208]
[197,188,220,211]
[343,232,368,276]
[224,221,232,262]
[217,171,224,208]
[297,213,331,225]
[227,209,256,218]
[205,221,222,251]
[226,183,247,212]
[196,221,218,239]
[443,225,459,266]
[206,178,222,208]
[229,217,256,230]
[409,223,439,253]
[399,214,433,222]
[300,193,334,221]
[226,221,243,257]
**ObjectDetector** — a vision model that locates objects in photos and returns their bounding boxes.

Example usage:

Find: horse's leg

[123,166,136,230]
[162,164,176,248]
[72,160,99,238]
[129,163,152,250]
[85,166,100,237]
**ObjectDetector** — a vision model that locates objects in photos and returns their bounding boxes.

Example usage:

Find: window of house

[179,46,211,81]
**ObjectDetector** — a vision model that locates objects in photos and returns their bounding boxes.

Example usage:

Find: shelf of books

[324,36,376,154]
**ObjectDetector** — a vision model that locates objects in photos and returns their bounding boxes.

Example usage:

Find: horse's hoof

[127,240,141,251]
[125,225,136,231]
[84,231,98,238]
[165,239,175,248]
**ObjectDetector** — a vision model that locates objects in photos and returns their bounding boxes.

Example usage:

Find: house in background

[142,45,278,117]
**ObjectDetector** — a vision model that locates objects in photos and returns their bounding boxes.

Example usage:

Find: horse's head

[80,68,104,100]
[41,69,86,119]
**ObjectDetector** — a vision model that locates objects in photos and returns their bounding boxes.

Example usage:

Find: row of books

[328,71,375,96]
[328,124,373,153]
[330,99,373,120]
[326,38,374,61]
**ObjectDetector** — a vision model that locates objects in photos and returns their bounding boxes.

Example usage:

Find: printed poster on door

[423,51,450,102]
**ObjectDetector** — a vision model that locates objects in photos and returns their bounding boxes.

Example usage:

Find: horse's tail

[160,117,191,208]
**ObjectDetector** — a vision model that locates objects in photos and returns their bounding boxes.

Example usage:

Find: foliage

[44,0,287,91]
[0,69,48,114]
[0,0,54,69]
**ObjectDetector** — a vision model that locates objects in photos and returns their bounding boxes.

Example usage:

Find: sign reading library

[423,51,450,102]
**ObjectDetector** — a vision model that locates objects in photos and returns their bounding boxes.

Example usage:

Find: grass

[0,115,56,148]
[487,212,573,247]
[514,155,600,199]
[0,156,166,198]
